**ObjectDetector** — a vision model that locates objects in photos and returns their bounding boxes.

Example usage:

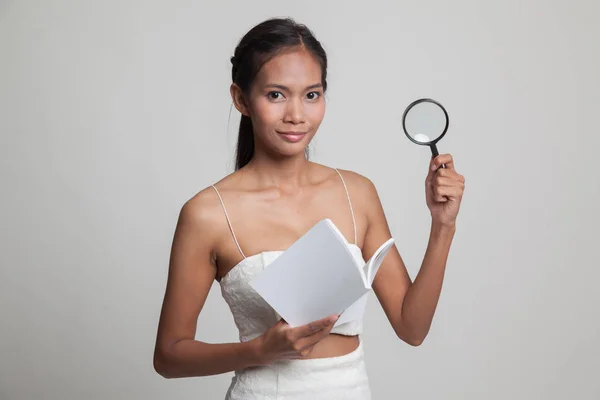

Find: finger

[289,343,317,359]
[434,185,462,201]
[294,320,337,351]
[277,318,289,327]
[431,154,455,172]
[427,156,437,179]
[429,155,445,175]
[433,187,447,202]
[429,167,449,184]
[290,314,338,340]
[433,175,464,187]
[433,176,454,187]
[437,169,466,185]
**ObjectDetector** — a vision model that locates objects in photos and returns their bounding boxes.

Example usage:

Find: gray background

[1,0,598,399]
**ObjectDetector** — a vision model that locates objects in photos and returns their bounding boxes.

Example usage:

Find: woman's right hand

[253,314,340,364]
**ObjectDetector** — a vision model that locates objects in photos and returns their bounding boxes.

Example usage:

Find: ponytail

[235,115,254,171]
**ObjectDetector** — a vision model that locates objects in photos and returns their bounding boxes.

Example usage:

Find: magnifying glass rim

[402,98,449,146]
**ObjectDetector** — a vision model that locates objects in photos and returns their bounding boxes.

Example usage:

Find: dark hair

[231,18,328,170]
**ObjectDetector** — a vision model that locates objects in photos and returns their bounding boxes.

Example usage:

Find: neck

[245,150,313,190]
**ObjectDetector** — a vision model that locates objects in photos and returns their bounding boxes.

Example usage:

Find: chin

[276,145,308,158]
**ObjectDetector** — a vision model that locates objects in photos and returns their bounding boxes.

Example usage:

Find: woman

[153,17,465,399]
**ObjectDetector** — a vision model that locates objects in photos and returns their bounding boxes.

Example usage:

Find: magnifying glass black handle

[430,143,446,169]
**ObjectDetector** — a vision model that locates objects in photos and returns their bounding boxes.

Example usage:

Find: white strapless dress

[219,248,372,399]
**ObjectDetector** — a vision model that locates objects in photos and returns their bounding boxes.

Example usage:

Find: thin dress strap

[211,185,246,259]
[333,168,357,245]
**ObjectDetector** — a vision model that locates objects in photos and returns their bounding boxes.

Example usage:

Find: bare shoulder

[175,183,231,255]
[181,186,220,225]
[333,168,379,201]
[181,169,243,222]
[333,168,387,234]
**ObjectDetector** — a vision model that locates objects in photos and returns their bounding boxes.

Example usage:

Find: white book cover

[249,219,395,327]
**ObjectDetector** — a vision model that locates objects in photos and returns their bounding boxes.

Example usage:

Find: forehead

[254,48,322,87]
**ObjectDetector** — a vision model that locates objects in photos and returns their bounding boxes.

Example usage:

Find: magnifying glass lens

[404,101,447,144]
[402,98,450,167]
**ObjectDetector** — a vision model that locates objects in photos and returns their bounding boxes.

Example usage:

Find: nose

[283,98,305,124]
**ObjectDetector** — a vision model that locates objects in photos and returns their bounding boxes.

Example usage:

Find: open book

[249,219,395,328]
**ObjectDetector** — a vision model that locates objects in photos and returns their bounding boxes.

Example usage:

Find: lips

[278,131,307,143]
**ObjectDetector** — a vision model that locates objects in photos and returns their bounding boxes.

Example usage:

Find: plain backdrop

[1,1,599,399]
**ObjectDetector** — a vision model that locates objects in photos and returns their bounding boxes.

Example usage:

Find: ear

[230,83,251,117]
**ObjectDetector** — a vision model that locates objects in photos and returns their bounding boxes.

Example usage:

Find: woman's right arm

[153,192,340,379]
[153,195,262,378]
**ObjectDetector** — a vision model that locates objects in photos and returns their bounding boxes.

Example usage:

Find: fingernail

[329,315,339,323]
[431,164,437,171]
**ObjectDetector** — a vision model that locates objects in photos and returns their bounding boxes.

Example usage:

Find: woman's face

[240,48,326,157]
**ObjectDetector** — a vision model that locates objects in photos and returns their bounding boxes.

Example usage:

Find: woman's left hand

[425,154,465,226]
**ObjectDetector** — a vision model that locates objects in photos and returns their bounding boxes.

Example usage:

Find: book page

[364,238,396,286]
[334,291,369,326]
[249,219,369,327]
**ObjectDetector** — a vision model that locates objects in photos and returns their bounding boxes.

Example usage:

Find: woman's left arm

[357,154,465,346]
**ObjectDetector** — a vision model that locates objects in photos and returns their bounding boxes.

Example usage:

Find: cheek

[307,101,326,124]
[252,100,284,126]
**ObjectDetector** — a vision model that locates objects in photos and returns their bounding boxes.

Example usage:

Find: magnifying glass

[402,98,449,169]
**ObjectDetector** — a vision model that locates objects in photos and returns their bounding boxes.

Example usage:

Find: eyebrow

[264,83,323,91]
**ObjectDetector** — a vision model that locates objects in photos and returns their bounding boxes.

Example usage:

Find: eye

[306,91,321,100]
[267,91,284,100]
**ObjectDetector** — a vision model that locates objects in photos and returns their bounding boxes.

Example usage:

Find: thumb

[270,318,288,332]
[427,156,436,178]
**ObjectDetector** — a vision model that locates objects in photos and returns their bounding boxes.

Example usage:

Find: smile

[277,131,307,143]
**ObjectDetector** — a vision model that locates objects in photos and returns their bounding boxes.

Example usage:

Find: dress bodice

[219,244,366,342]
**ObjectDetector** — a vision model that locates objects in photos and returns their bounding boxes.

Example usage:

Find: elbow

[154,337,189,379]
[154,349,179,379]
[153,354,171,379]
[398,333,425,347]
[395,326,427,347]
[404,336,425,347]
